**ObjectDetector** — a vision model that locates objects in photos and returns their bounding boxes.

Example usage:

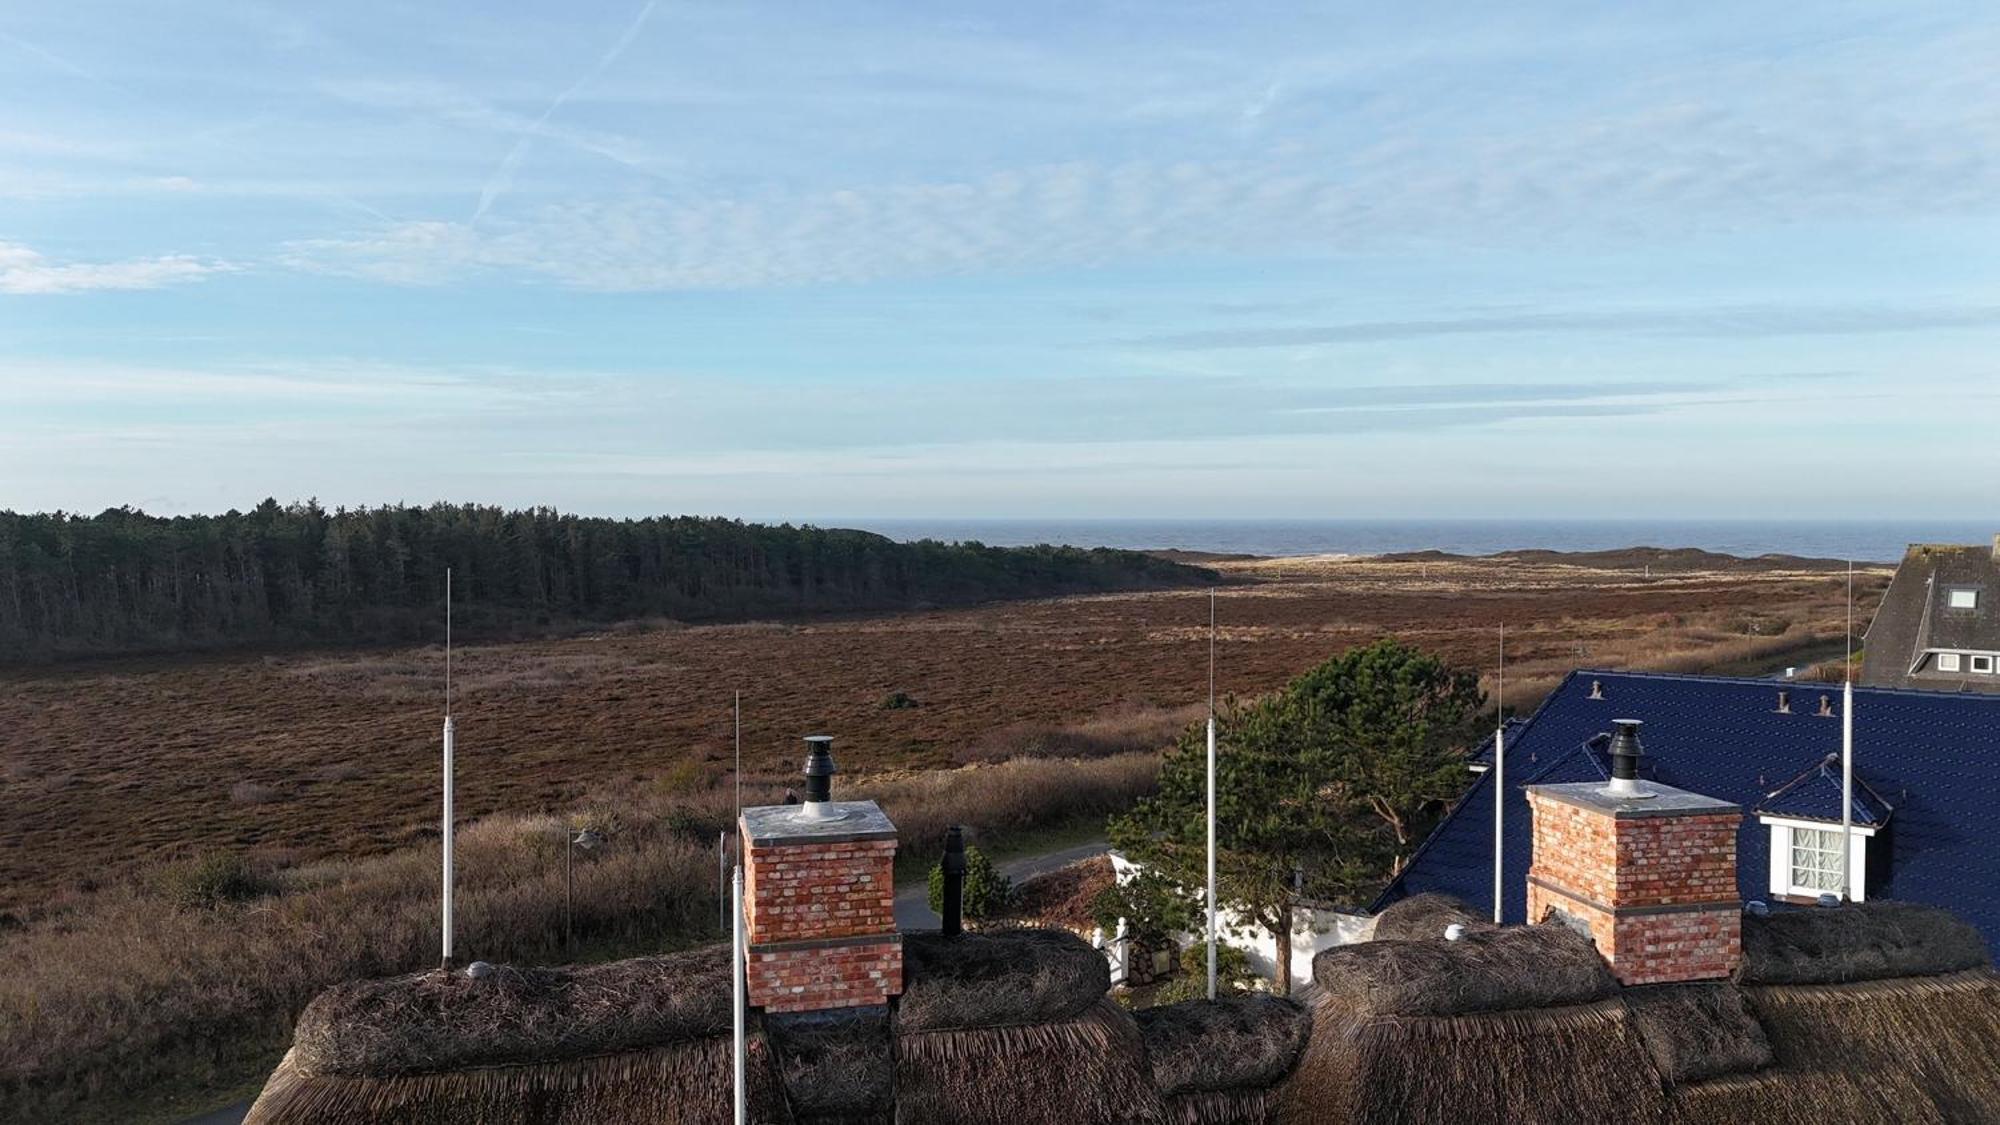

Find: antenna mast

[1493,624,1506,924]
[1842,561,1855,901]
[1206,589,1218,1000]
[441,567,456,969]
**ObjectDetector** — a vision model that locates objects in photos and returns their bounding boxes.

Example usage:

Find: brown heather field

[0,551,1885,920]
[0,549,1888,1121]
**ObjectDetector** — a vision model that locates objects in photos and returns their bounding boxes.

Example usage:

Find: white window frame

[1938,652,1963,673]
[1974,655,1995,674]
[1761,816,1873,902]
[1948,588,1980,610]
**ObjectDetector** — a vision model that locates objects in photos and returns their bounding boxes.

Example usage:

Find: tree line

[0,501,1215,660]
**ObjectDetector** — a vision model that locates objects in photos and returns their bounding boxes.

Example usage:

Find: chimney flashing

[1526,781,1739,820]
[740,799,897,846]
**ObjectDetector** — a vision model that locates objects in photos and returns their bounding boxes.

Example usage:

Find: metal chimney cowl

[1605,719,1652,798]
[801,735,838,818]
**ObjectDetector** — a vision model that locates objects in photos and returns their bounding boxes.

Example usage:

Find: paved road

[892,839,1110,929]
[181,840,1111,1125]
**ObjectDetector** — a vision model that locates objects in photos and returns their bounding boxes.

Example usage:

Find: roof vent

[1745,901,1769,916]
[800,735,840,820]
[1816,893,1841,909]
[1775,690,1790,714]
[1817,695,1835,718]
[1604,719,1652,799]
[1589,679,1605,700]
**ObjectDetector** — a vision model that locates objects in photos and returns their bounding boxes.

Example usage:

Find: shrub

[927,845,1013,920]
[880,691,920,710]
[1090,869,1196,946]
[1151,941,1257,1006]
[156,853,273,911]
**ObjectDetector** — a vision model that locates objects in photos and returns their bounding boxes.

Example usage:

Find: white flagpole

[732,863,746,1125]
[1206,588,1218,1001]
[1842,561,1855,901]
[442,567,455,969]
[1493,624,1505,924]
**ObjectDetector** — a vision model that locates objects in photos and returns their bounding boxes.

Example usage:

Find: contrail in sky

[472,0,659,224]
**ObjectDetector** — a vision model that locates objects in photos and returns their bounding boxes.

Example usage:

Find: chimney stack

[738,736,903,1013]
[1525,725,1742,986]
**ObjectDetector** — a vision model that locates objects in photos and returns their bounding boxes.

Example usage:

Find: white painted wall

[1105,852,1376,992]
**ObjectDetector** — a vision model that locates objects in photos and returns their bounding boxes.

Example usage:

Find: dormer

[1752,753,1894,903]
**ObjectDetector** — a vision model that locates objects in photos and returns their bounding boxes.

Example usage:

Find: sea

[839,519,1999,564]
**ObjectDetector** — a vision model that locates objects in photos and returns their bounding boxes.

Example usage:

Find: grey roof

[1861,539,2000,694]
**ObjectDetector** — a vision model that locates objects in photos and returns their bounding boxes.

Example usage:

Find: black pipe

[802,735,836,804]
[1608,719,1644,782]
[941,826,967,937]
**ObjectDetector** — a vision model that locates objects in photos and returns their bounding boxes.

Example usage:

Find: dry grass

[0,754,1158,1124]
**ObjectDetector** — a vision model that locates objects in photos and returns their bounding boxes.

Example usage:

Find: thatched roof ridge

[897,928,1108,1032]
[1624,982,1772,1086]
[1737,901,1989,985]
[895,998,1164,1125]
[247,1033,795,1125]
[1133,994,1311,1096]
[1369,892,1494,943]
[1313,923,1615,1018]
[291,945,733,1077]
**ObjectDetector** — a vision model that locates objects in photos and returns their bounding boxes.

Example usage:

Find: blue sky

[2,2,1998,520]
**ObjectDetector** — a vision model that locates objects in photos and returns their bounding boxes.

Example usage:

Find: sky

[3,1,1999,521]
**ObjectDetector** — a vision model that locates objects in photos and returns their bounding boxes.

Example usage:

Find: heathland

[0,547,1884,1121]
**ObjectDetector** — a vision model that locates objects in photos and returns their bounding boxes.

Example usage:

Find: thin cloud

[1129,306,2000,349]
[0,241,233,295]
[471,0,658,223]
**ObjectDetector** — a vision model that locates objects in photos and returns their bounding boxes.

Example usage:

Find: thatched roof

[986,856,1114,933]
[895,998,1164,1125]
[768,1008,892,1125]
[897,928,1109,1032]
[1368,892,1495,944]
[1624,982,1771,1085]
[291,947,732,1076]
[1737,900,1989,985]
[1134,995,1312,1096]
[1312,922,1616,1018]
[246,1034,796,1125]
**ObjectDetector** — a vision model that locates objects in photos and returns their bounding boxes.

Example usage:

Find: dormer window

[1948,587,1980,610]
[1760,817,1875,902]
[1975,655,1995,674]
[1939,652,1963,673]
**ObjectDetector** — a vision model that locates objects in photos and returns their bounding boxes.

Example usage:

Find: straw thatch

[1369,893,1494,944]
[1311,923,1616,1018]
[768,1008,893,1125]
[897,928,1109,1032]
[1623,983,1771,1086]
[986,856,1115,934]
[244,1033,795,1125]
[1278,996,1664,1125]
[1737,901,1989,985]
[894,998,1165,1125]
[1134,995,1312,1096]
[1733,970,2000,1121]
[293,947,734,1075]
[1157,1088,1282,1125]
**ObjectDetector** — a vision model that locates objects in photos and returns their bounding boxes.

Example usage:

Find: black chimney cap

[801,735,836,804]
[1608,719,1645,782]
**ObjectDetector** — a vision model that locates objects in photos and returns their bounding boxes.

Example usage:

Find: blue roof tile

[1378,671,2000,956]
[1753,753,1894,827]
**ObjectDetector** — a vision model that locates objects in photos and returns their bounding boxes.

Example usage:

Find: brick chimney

[739,736,902,1013]
[1524,721,1743,986]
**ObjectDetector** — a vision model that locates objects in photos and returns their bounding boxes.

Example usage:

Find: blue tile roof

[1377,670,2000,955]
[1753,753,1894,827]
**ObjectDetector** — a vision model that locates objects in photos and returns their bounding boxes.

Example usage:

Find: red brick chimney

[1524,721,1742,986]
[739,737,902,1013]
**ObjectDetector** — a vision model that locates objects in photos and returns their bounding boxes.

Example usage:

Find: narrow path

[892,839,1109,929]
[182,839,1112,1125]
